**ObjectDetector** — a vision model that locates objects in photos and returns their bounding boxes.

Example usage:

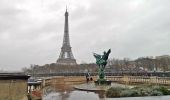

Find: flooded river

[42,83,170,100]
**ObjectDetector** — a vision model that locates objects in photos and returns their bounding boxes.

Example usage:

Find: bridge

[30,71,170,77]
[28,72,170,87]
[36,75,170,87]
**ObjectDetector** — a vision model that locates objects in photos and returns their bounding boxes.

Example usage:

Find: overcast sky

[0,0,170,71]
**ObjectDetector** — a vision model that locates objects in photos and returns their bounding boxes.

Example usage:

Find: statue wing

[103,49,111,60]
[107,49,111,55]
[93,53,101,59]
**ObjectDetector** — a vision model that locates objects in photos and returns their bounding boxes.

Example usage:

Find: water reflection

[43,83,105,100]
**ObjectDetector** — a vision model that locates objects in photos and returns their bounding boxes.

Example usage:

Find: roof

[0,72,30,80]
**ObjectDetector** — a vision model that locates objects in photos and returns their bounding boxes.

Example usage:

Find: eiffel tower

[57,9,77,65]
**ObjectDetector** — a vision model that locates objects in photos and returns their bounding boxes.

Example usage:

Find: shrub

[150,90,163,96]
[120,89,139,97]
[106,85,170,98]
[159,86,170,95]
[106,87,124,97]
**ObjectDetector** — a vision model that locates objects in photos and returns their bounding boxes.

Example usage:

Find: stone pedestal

[94,79,111,85]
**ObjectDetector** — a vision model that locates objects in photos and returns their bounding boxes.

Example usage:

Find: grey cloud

[0,0,170,71]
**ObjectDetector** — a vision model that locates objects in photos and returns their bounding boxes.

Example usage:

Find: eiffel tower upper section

[56,9,77,65]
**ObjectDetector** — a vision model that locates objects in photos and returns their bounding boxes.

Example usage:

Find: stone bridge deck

[41,76,170,86]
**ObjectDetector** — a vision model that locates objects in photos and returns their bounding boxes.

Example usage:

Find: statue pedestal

[94,79,111,85]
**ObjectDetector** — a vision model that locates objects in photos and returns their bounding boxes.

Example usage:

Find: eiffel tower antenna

[56,7,77,65]
[66,0,70,11]
[66,5,67,11]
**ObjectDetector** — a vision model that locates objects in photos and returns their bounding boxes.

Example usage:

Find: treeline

[22,55,170,74]
[107,55,170,73]
[22,63,97,74]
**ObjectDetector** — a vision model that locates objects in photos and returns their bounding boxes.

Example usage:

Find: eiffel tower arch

[57,9,77,65]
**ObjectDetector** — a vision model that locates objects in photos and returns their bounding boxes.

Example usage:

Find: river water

[42,83,170,100]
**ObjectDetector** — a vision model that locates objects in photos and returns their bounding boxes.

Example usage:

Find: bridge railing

[106,76,170,85]
[43,76,170,87]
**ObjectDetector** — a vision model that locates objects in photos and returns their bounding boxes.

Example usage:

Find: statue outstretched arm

[102,49,111,60]
[107,49,111,55]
